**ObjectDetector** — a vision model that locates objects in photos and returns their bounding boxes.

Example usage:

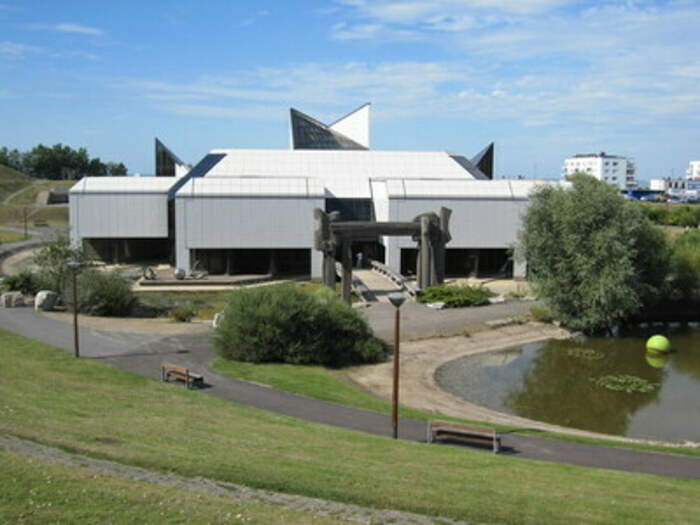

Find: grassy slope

[212,358,700,458]
[0,230,27,244]
[0,204,68,228]
[1,328,700,523]
[9,180,74,206]
[0,451,342,524]
[0,164,29,180]
[213,358,432,421]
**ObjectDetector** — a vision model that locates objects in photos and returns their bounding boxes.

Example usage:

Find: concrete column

[174,197,191,272]
[341,237,352,303]
[419,215,431,289]
[311,250,323,280]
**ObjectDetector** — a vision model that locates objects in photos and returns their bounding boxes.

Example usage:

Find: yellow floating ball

[646,334,671,353]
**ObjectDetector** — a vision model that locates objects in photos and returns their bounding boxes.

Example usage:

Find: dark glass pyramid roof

[471,143,494,180]
[290,109,367,150]
[155,138,186,177]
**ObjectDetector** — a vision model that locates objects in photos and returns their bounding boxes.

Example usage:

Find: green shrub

[417,284,495,308]
[2,270,51,295]
[170,306,196,322]
[213,285,386,366]
[639,204,666,225]
[529,306,553,323]
[667,206,700,228]
[670,229,700,300]
[67,270,137,316]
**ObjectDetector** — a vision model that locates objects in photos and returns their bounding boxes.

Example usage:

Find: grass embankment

[8,180,74,206]
[135,291,229,320]
[0,205,68,228]
[0,451,342,524]
[212,357,700,458]
[213,359,430,421]
[0,230,27,244]
[2,328,700,523]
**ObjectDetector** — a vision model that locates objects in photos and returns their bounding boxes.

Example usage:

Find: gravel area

[0,435,465,525]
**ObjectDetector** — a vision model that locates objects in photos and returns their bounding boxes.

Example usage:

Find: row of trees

[0,144,127,179]
[518,175,698,333]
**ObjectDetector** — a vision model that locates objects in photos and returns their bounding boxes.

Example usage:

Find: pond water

[436,326,700,443]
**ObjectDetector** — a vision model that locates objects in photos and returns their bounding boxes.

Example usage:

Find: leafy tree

[517,175,668,333]
[1,143,128,179]
[670,229,700,301]
[66,270,138,316]
[32,236,90,295]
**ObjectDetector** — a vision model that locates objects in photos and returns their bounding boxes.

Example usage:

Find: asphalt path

[1,306,700,481]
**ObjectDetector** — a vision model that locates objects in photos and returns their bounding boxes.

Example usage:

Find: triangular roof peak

[289,105,370,150]
[329,103,370,149]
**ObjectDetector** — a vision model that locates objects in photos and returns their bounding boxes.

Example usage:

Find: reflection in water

[436,327,700,442]
[645,350,670,369]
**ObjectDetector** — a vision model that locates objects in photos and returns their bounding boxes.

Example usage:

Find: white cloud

[0,41,42,58]
[109,53,700,133]
[29,23,104,36]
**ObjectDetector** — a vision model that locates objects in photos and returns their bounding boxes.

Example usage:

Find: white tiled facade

[562,153,636,190]
[686,160,700,180]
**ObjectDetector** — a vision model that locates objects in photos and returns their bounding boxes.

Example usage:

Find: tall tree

[1,143,128,178]
[518,175,668,333]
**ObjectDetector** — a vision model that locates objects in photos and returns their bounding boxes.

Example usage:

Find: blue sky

[1,0,699,181]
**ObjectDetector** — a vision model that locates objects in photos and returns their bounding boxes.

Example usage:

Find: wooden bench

[427,420,501,453]
[33,219,49,227]
[161,363,204,389]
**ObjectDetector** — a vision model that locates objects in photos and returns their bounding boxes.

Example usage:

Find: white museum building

[70,105,559,280]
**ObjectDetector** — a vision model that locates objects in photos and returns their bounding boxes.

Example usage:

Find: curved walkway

[1,307,700,481]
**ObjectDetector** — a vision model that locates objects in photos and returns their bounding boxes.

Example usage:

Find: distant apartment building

[562,152,636,190]
[686,160,700,180]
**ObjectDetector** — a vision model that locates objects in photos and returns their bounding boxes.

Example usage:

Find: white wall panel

[389,198,528,249]
[72,193,168,239]
[179,197,323,249]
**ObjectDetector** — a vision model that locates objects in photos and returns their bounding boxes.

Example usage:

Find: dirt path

[0,435,464,525]
[347,322,651,440]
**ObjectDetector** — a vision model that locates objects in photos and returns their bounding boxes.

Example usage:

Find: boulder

[35,290,58,311]
[1,292,26,308]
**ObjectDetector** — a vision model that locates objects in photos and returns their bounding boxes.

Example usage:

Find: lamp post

[66,260,81,358]
[387,292,407,439]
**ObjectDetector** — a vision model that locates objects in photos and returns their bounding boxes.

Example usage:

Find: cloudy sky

[1,0,698,181]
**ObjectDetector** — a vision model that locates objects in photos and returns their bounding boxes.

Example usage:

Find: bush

[170,306,197,322]
[2,270,51,295]
[213,285,386,366]
[417,284,495,308]
[667,206,700,228]
[670,229,700,301]
[529,306,553,323]
[66,270,138,316]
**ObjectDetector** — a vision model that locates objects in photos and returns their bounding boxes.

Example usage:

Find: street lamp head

[66,260,81,271]
[388,292,407,309]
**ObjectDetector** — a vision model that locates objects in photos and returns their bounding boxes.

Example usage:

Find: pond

[436,326,700,443]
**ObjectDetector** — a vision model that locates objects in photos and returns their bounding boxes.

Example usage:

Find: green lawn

[135,290,230,320]
[0,204,68,228]
[0,180,31,202]
[212,357,700,458]
[212,358,434,421]
[2,328,700,523]
[0,450,343,524]
[8,180,74,206]
[0,230,27,244]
